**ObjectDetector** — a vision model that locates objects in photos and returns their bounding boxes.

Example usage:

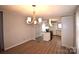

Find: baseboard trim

[5,39,33,51]
[77,48,79,54]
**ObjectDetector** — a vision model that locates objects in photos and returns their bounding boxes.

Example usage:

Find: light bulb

[38,18,42,23]
[27,17,31,24]
[34,20,37,24]
[49,19,52,26]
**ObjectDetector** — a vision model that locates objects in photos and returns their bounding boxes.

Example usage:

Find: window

[42,23,46,32]
[58,23,62,28]
[42,23,49,32]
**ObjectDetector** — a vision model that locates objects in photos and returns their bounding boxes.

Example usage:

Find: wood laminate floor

[1,36,75,54]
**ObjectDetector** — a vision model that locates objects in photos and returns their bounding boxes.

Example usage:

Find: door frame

[0,11,4,52]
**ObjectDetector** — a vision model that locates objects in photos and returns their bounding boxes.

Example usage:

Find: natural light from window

[42,23,49,32]
[58,23,62,28]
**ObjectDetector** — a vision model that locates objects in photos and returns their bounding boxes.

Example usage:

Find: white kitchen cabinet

[43,32,50,41]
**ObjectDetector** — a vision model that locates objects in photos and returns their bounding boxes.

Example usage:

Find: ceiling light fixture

[25,5,42,24]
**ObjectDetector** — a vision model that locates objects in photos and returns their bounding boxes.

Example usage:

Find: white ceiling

[0,5,77,19]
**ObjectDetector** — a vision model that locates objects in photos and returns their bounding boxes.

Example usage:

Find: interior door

[0,11,4,52]
[61,16,74,48]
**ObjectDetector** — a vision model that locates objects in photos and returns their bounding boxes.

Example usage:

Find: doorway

[0,11,4,52]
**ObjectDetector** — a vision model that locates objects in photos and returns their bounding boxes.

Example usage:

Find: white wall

[76,7,79,53]
[61,16,74,48]
[34,23,42,38]
[56,30,61,36]
[2,10,34,50]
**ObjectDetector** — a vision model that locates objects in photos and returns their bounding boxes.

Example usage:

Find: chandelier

[26,5,42,24]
